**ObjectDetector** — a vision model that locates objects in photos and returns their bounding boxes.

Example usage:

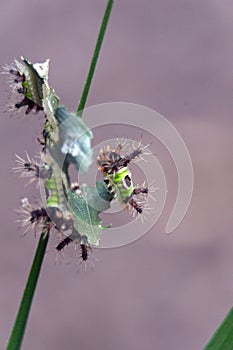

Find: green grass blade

[6,230,49,350]
[203,307,233,350]
[77,0,114,116]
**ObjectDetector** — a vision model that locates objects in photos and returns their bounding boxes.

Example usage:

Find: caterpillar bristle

[15,198,49,236]
[13,153,52,182]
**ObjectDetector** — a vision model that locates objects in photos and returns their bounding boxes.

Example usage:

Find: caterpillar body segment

[97,143,149,214]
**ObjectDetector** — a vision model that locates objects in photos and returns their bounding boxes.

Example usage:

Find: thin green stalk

[203,307,233,350]
[77,0,114,116]
[6,228,49,350]
[6,2,114,349]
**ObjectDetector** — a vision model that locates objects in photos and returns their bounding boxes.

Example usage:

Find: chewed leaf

[53,105,93,173]
[67,181,114,246]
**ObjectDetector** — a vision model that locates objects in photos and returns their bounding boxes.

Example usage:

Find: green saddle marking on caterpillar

[97,144,148,213]
[105,167,134,203]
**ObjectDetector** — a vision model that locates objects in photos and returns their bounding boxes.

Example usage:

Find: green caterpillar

[39,153,73,232]
[15,152,74,232]
[97,144,148,213]
[7,56,49,114]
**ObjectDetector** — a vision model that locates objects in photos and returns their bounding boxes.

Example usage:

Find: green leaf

[203,307,233,350]
[68,181,114,245]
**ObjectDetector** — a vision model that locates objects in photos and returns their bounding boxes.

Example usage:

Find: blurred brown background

[0,1,232,349]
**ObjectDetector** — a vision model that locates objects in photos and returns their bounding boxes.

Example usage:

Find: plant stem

[203,307,233,350]
[6,228,49,350]
[77,0,114,116]
[6,2,114,349]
